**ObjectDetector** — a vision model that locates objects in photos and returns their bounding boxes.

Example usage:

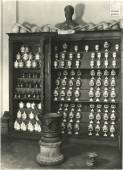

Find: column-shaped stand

[36,113,64,165]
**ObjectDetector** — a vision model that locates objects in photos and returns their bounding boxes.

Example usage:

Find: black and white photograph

[0,0,123,169]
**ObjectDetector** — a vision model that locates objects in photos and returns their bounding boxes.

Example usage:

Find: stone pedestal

[36,141,64,165]
[36,113,64,165]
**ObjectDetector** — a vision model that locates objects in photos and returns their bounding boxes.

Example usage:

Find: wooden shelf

[13,98,41,101]
[52,100,119,104]
[52,67,120,70]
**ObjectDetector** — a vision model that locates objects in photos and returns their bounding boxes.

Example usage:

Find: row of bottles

[54,42,120,54]
[89,69,116,102]
[53,70,81,101]
[14,90,41,100]
[18,101,42,109]
[20,72,42,79]
[14,70,42,100]
[14,102,42,132]
[53,42,120,69]
[90,51,118,69]
[88,104,117,137]
[16,79,42,88]
[57,103,82,135]
[14,44,41,69]
[14,116,41,132]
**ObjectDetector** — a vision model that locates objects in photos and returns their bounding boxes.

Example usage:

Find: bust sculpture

[55,5,79,30]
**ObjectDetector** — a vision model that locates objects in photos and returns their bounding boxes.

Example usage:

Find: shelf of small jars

[61,122,118,140]
[15,87,42,91]
[13,68,41,71]
[18,77,42,81]
[53,100,119,104]
[52,67,120,70]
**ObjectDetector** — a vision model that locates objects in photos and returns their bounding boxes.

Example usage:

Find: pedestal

[36,141,64,165]
[36,113,64,165]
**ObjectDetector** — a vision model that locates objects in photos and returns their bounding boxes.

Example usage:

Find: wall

[1,1,16,115]
[1,0,123,114]
[18,0,123,25]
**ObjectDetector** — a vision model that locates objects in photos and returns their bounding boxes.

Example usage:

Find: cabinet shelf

[18,77,42,80]
[52,67,120,70]
[52,100,119,104]
[13,98,41,101]
[13,68,41,72]
[15,87,42,90]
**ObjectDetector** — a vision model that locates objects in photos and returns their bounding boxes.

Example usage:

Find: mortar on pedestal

[36,113,64,165]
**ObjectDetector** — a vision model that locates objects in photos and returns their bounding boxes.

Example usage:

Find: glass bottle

[97,52,101,68]
[102,124,108,137]
[20,45,25,54]
[85,45,89,52]
[95,87,101,102]
[103,87,109,102]
[89,87,94,101]
[67,122,72,134]
[103,105,109,125]
[19,101,24,109]
[16,52,21,61]
[69,111,74,123]
[115,44,119,51]
[14,119,21,131]
[90,70,96,77]
[57,104,63,115]
[66,88,72,101]
[97,69,102,77]
[111,77,116,87]
[22,111,27,120]
[110,87,116,102]
[95,44,99,52]
[74,87,80,101]
[23,52,28,61]
[96,104,102,124]
[74,123,79,135]
[110,125,115,138]
[96,77,101,87]
[90,52,95,68]
[95,124,100,136]
[53,89,59,101]
[20,121,27,131]
[63,110,67,123]
[76,104,82,123]
[54,53,59,68]
[104,41,109,51]
[61,122,66,134]
[14,60,19,68]
[88,123,93,136]
[17,110,22,119]
[29,111,34,120]
[104,77,109,87]
[89,104,95,124]
[60,89,65,101]
[74,45,78,52]
[112,52,117,68]
[75,53,81,68]
[18,60,24,68]
[89,77,95,87]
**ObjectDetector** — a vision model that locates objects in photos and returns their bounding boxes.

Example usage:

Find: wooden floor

[1,134,122,169]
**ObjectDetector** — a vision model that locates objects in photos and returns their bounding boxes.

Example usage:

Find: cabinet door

[9,34,44,139]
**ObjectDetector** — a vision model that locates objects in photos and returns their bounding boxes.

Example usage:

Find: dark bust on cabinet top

[55,5,79,30]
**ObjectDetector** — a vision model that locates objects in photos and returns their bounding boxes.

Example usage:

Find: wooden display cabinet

[8,31,122,150]
[8,33,55,139]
